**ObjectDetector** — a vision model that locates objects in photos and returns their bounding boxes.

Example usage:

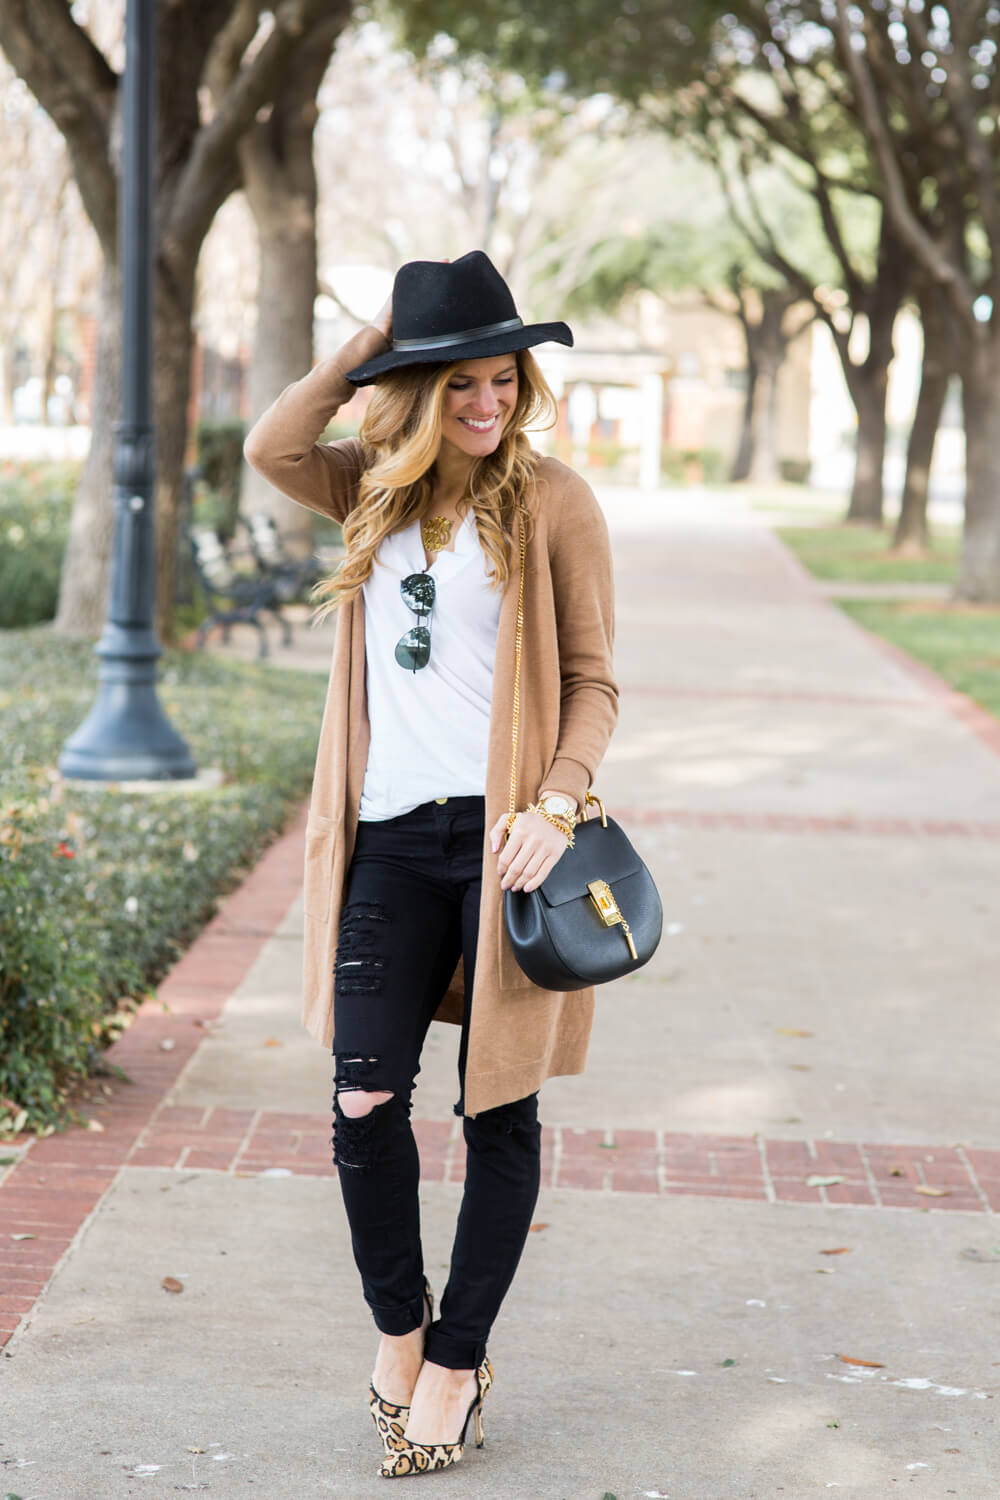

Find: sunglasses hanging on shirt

[395,572,436,671]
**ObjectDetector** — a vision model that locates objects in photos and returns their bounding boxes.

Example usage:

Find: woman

[244,251,617,1479]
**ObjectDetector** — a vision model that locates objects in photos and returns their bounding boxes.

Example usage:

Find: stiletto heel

[369,1279,434,1455]
[378,1357,493,1478]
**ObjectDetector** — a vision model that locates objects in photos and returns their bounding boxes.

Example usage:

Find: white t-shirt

[358,511,502,821]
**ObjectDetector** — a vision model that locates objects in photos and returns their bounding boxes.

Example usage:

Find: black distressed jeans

[332,795,541,1371]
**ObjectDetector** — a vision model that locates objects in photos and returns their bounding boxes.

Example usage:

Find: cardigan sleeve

[242,325,390,523]
[540,467,619,807]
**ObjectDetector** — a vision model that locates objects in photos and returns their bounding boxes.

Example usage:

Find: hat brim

[344,321,573,386]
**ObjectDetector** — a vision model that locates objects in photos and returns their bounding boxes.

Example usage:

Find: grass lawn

[777,523,960,584]
[840,601,1000,721]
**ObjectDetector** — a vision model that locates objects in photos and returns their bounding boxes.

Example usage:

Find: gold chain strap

[505,509,527,836]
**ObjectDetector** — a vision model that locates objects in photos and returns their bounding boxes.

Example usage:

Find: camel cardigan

[244,325,618,1115]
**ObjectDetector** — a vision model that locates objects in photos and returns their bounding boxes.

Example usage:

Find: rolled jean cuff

[423,1323,487,1371]
[370,1292,426,1337]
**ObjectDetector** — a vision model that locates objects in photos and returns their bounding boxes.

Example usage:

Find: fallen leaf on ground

[915,1185,950,1197]
[721,1358,737,1367]
[528,1222,548,1232]
[888,1165,905,1176]
[187,1447,207,1454]
[11,1233,36,1241]
[85,1118,105,1132]
[777,1027,814,1037]
[837,1354,885,1368]
[262,1038,282,1047]
[959,1247,1000,1263]
[598,1142,619,1150]
[159,1039,176,1052]
[161,1276,184,1294]
[820,1247,852,1256]
[827,1419,840,1429]
[787,1064,812,1072]
[807,1175,845,1187]
[816,1268,835,1275]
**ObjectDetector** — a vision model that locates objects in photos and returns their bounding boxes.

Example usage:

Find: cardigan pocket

[303,812,338,923]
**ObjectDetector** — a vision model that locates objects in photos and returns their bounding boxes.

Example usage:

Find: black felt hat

[344,251,573,385]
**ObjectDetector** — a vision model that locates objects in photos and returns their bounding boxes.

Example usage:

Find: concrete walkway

[3,486,1000,1498]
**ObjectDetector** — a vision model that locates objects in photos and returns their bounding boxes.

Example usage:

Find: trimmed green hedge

[0,462,77,627]
[0,630,327,1133]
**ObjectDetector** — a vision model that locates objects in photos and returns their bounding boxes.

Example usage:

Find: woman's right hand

[371,292,393,342]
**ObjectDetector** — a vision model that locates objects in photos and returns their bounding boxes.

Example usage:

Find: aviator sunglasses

[395,572,436,671]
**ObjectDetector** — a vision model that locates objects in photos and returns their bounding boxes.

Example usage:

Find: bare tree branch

[905,5,1000,256]
[204,0,264,103]
[831,0,977,331]
[0,0,117,248]
[317,275,369,325]
[169,0,347,252]
[739,62,866,307]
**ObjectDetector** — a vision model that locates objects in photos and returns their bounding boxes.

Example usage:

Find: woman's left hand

[489,811,570,893]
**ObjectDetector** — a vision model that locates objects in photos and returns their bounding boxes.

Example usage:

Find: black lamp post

[59,0,195,782]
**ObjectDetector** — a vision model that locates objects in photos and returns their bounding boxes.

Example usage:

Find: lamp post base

[58,654,196,782]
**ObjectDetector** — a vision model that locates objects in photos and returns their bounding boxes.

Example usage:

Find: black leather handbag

[504,794,663,990]
[501,513,663,991]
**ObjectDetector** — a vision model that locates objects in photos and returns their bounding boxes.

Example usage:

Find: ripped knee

[333,1053,395,1169]
[337,1088,394,1118]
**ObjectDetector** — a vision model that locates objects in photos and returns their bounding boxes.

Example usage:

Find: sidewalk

[3,486,1000,1498]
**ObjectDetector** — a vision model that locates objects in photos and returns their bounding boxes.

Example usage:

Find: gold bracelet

[525,802,576,848]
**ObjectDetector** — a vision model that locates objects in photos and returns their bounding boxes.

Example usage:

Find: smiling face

[439,354,520,460]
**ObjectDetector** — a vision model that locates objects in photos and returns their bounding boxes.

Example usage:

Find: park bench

[186,524,292,660]
[237,511,324,604]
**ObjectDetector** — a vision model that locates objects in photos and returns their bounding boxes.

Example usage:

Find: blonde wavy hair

[313,348,557,615]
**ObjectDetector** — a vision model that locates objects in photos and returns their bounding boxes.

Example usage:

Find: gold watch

[540,794,577,825]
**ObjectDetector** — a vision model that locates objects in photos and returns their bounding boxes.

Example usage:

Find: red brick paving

[11,1104,993,1216]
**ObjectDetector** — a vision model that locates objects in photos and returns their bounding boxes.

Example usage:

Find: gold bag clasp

[587,879,638,961]
[588,879,622,926]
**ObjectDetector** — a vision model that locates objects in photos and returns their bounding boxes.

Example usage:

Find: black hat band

[392,316,524,352]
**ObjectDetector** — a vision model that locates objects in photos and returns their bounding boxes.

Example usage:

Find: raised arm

[243,324,390,523]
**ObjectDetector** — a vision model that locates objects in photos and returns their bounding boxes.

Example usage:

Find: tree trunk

[153,261,197,643]
[958,335,1000,601]
[840,220,906,526]
[892,366,947,554]
[238,23,346,555]
[729,358,757,481]
[748,356,781,485]
[53,261,120,635]
[53,256,196,642]
[0,347,14,424]
[239,201,317,552]
[845,375,890,525]
[726,286,799,486]
[892,279,957,554]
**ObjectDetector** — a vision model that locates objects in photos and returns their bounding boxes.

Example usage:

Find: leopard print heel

[370,1386,410,1455]
[377,1357,493,1479]
[369,1278,435,1456]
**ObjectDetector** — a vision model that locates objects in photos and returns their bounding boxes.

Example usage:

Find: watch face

[543,796,572,817]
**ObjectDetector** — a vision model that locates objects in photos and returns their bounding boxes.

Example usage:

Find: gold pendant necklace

[421,515,453,552]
